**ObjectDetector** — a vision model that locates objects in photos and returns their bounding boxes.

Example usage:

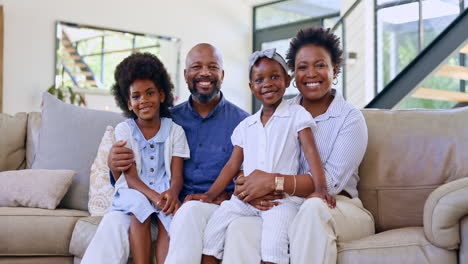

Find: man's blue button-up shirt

[171,93,249,200]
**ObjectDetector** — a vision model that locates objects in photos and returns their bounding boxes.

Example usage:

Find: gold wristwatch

[275,176,285,192]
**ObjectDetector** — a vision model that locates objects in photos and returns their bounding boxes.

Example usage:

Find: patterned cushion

[26,112,42,169]
[88,126,115,216]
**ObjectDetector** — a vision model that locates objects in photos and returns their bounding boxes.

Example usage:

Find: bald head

[184,43,224,103]
[185,43,223,69]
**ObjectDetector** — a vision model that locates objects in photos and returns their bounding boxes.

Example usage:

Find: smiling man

[164,43,249,263]
[170,43,248,202]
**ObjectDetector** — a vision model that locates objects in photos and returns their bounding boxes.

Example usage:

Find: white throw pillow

[0,169,75,209]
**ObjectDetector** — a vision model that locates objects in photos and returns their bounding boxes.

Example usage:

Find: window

[55,22,180,92]
[252,0,340,111]
[375,0,464,95]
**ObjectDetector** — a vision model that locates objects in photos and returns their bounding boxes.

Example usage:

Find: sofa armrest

[424,177,468,249]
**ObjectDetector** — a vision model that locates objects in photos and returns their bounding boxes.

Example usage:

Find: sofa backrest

[0,112,41,172]
[0,113,28,171]
[359,107,468,232]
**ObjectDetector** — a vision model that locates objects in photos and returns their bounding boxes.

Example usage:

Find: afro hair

[112,52,174,119]
[286,26,343,75]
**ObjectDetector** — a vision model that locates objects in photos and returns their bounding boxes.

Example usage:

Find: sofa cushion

[0,207,88,256]
[32,92,125,211]
[88,126,115,216]
[359,107,468,232]
[337,227,457,264]
[26,112,42,169]
[0,169,75,209]
[69,216,102,259]
[0,257,73,264]
[0,113,28,172]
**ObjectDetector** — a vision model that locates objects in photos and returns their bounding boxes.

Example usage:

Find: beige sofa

[0,112,88,264]
[341,108,468,263]
[1,107,467,264]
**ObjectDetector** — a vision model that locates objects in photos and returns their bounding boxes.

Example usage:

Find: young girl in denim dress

[110,53,189,263]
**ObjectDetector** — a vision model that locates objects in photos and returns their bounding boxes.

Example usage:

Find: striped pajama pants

[203,195,300,264]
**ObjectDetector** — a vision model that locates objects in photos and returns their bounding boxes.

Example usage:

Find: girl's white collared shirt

[231,99,316,179]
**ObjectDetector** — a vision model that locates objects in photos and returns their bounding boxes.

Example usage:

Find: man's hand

[183,193,209,203]
[183,192,231,205]
[212,191,231,205]
[108,141,134,173]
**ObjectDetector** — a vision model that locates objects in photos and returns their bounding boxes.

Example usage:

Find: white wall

[1,0,253,114]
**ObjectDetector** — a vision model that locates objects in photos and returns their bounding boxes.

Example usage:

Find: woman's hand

[160,188,181,216]
[307,189,336,208]
[248,193,283,211]
[234,170,276,202]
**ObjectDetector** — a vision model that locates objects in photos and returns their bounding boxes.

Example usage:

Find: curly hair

[286,26,343,75]
[112,52,174,119]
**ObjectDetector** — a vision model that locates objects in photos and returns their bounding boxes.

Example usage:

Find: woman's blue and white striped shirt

[289,89,368,198]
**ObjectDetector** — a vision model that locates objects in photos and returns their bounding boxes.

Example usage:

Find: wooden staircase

[410,43,467,103]
[60,32,102,89]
